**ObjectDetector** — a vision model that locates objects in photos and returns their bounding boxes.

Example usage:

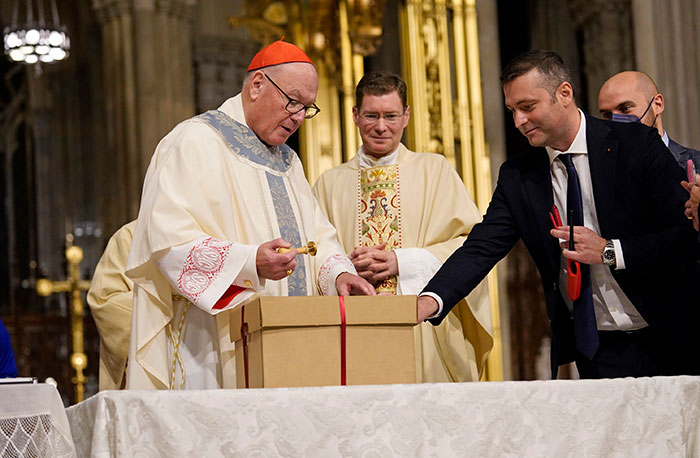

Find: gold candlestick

[36,234,91,403]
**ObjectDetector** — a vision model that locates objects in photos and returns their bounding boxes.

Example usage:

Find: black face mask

[611,97,655,124]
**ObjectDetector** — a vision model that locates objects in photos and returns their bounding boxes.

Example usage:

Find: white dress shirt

[546,110,647,331]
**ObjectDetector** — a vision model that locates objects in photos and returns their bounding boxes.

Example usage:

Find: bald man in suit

[598,71,700,172]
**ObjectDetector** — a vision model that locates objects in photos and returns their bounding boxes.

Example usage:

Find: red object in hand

[567,258,581,300]
[550,205,581,301]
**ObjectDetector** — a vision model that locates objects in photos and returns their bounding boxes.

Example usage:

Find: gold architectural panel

[346,0,386,55]
[400,0,503,380]
[228,1,287,45]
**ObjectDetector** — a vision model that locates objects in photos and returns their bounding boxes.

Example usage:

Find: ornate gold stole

[358,165,401,294]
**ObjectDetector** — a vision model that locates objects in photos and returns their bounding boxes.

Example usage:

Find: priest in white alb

[126,40,374,390]
[313,71,492,382]
[87,220,135,391]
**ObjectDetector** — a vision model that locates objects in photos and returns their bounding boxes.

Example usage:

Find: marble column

[92,0,197,222]
[193,35,256,113]
[567,0,635,112]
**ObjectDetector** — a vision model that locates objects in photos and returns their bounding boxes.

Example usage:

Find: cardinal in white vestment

[313,72,493,382]
[125,40,374,390]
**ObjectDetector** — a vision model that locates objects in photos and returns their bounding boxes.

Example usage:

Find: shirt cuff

[611,239,625,270]
[418,292,443,319]
[238,244,265,290]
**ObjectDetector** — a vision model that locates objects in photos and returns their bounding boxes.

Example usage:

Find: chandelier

[3,0,70,65]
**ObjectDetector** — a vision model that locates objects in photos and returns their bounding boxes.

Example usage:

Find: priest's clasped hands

[255,238,375,295]
[349,242,398,286]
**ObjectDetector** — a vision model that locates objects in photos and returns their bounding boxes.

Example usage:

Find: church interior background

[1,0,698,404]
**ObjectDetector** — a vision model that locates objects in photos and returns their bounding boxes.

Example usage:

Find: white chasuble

[126,94,353,390]
[313,144,493,382]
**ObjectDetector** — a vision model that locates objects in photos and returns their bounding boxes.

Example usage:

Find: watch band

[602,240,616,266]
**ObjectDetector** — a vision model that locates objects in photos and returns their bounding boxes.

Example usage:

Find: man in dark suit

[418,50,700,379]
[598,71,700,173]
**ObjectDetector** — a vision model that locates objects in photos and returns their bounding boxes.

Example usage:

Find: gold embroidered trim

[358,165,401,294]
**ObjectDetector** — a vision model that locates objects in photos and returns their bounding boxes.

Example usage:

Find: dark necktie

[558,154,599,359]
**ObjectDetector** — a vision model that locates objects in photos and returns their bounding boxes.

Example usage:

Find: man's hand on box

[256,238,298,280]
[349,243,398,285]
[417,295,439,322]
[336,272,376,296]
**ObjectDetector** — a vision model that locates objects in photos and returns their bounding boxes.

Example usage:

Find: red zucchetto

[247,39,314,72]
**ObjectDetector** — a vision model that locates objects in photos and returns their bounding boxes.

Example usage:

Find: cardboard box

[230,295,417,388]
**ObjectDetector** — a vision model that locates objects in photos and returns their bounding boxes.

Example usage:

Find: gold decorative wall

[399,0,503,381]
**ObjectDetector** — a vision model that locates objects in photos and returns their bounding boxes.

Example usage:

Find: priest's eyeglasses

[359,112,405,124]
[264,73,320,119]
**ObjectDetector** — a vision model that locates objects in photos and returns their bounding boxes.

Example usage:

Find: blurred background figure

[0,318,18,378]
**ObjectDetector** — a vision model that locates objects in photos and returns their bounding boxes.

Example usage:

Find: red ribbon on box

[338,296,347,386]
[240,305,249,389]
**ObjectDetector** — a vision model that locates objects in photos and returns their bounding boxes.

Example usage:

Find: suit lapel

[586,116,617,237]
[522,148,560,274]
[668,139,688,164]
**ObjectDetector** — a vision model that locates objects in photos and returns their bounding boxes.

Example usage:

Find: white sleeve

[154,236,265,314]
[317,254,357,296]
[394,247,443,295]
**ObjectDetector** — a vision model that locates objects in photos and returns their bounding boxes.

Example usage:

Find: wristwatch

[601,240,616,267]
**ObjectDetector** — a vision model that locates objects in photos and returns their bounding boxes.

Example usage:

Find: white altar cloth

[66,376,700,457]
[0,383,77,458]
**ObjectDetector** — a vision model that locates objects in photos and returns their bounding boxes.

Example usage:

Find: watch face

[603,247,615,263]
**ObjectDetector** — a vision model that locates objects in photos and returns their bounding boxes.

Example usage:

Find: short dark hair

[355,71,407,109]
[500,50,575,100]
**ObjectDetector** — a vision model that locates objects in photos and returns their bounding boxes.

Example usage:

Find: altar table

[66,376,700,457]
[0,383,76,457]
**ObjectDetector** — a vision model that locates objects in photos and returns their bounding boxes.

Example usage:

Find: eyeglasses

[264,73,320,119]
[358,112,405,124]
